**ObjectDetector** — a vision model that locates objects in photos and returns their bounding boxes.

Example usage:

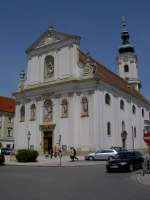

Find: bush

[16,149,39,162]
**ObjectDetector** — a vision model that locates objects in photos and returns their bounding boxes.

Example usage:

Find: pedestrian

[53,146,58,158]
[49,148,53,158]
[70,147,78,161]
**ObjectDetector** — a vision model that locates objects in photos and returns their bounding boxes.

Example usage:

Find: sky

[0,0,150,100]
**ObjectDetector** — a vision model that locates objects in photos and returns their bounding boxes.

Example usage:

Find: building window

[122,121,125,131]
[120,100,125,110]
[8,117,12,123]
[124,65,129,72]
[132,105,136,114]
[105,93,111,105]
[134,127,136,138]
[61,99,68,118]
[30,104,36,121]
[7,129,12,137]
[149,112,150,120]
[20,105,25,122]
[43,100,53,122]
[142,108,144,118]
[107,122,111,136]
[44,55,54,79]
[81,97,88,117]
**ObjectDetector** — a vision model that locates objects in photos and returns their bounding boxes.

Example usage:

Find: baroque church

[13,19,150,153]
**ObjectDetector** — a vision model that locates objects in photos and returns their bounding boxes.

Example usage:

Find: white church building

[13,20,150,153]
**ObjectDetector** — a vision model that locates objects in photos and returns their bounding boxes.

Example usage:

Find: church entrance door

[43,131,53,153]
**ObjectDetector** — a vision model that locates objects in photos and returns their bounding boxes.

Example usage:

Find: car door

[104,150,115,160]
[95,150,103,160]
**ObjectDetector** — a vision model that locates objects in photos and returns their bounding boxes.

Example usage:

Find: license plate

[111,165,118,169]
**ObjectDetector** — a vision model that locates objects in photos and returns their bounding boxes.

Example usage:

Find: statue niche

[44,55,54,79]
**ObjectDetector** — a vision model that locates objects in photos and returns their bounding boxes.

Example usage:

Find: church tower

[117,17,141,91]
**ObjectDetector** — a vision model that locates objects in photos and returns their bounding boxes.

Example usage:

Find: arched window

[44,55,54,79]
[61,99,68,118]
[105,93,111,105]
[142,108,144,118]
[30,104,36,121]
[107,122,111,136]
[132,105,136,114]
[20,105,25,122]
[120,100,125,110]
[43,100,53,122]
[124,65,129,72]
[81,97,88,117]
[122,121,125,131]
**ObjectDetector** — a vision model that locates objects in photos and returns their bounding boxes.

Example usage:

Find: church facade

[13,21,150,153]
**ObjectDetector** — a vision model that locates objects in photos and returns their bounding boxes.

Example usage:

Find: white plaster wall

[118,56,138,80]
[14,86,149,153]
[26,45,79,86]
[14,104,28,149]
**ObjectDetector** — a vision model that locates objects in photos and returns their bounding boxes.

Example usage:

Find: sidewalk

[5,155,106,167]
[136,173,150,187]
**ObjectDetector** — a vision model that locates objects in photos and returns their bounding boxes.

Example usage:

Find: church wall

[26,45,80,86]
[95,84,148,151]
[26,56,40,84]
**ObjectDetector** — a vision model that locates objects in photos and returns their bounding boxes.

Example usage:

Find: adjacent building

[0,96,16,148]
[13,20,150,153]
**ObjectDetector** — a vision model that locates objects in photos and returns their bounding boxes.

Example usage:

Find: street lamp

[58,134,62,167]
[27,131,31,150]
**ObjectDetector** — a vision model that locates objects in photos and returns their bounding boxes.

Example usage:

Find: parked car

[2,148,13,155]
[0,150,5,165]
[106,151,143,172]
[110,146,127,152]
[85,149,118,161]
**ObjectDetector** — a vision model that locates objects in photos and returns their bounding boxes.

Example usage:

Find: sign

[143,132,150,145]
[144,120,150,126]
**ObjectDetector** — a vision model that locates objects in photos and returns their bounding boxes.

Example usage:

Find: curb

[5,160,106,168]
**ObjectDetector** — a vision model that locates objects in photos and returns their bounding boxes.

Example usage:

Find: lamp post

[27,131,31,150]
[58,134,62,167]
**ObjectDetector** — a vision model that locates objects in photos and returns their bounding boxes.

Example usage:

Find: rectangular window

[134,127,136,138]
[7,129,12,137]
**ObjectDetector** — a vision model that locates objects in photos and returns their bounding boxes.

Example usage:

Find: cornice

[27,38,80,59]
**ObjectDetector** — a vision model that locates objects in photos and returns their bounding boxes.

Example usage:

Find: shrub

[16,149,39,162]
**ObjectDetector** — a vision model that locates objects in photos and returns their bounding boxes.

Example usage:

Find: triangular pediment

[26,27,80,54]
[36,35,59,49]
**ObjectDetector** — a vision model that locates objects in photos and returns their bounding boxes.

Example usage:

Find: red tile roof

[79,51,150,105]
[0,96,16,113]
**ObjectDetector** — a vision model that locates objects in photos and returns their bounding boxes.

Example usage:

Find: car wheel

[106,167,111,173]
[129,164,134,172]
[88,156,94,161]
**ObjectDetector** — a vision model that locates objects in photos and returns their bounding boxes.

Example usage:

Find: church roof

[0,96,16,113]
[79,51,149,105]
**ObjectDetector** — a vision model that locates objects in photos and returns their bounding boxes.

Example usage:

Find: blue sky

[0,0,150,99]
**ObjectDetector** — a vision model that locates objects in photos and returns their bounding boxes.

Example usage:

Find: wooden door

[43,131,53,153]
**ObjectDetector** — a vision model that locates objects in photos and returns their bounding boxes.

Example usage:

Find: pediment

[36,35,59,49]
[26,28,80,54]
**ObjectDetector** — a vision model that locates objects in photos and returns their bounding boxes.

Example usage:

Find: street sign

[143,132,150,144]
